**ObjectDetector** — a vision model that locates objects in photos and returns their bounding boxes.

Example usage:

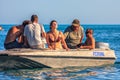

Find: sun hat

[72,19,80,26]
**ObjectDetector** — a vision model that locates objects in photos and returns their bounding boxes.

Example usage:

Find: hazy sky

[0,0,120,24]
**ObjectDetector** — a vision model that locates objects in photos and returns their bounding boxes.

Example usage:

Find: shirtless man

[4,20,31,49]
[80,29,95,49]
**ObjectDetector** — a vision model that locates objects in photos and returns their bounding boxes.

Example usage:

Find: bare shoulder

[59,31,63,35]
[11,26,17,29]
[91,37,95,42]
[59,31,64,38]
[9,26,17,32]
[93,37,95,41]
[46,31,52,36]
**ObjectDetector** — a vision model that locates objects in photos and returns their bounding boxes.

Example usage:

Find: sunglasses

[86,32,90,34]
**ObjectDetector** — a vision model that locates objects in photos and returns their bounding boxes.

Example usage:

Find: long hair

[50,20,57,30]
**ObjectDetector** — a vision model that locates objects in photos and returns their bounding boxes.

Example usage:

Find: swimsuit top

[49,31,62,43]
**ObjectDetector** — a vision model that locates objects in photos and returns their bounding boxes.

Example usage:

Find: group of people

[4,14,95,50]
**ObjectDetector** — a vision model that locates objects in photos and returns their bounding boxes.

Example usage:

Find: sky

[0,0,120,24]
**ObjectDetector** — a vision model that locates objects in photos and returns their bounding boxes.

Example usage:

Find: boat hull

[0,49,116,70]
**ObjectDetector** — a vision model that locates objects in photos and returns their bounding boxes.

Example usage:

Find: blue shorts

[4,40,23,49]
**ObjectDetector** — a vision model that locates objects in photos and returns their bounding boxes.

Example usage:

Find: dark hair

[86,28,93,34]
[22,20,32,27]
[50,20,57,30]
[72,19,80,26]
[31,15,38,22]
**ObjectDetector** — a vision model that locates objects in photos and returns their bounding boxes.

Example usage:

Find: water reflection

[2,65,120,80]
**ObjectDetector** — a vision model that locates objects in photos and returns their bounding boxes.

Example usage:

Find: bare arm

[60,32,69,51]
[91,38,95,49]
[80,26,84,43]
[80,33,84,43]
[41,25,46,38]
[46,33,52,49]
[18,35,24,43]
[80,38,95,49]
[41,32,46,38]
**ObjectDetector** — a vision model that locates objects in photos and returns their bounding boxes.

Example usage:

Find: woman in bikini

[46,20,69,50]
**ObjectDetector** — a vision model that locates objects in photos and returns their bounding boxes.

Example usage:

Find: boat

[0,48,116,70]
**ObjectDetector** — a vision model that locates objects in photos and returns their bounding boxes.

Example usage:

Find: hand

[42,32,46,38]
[66,48,70,51]
[80,46,84,49]
[48,46,53,50]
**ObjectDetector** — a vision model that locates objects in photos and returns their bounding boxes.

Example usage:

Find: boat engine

[95,42,110,49]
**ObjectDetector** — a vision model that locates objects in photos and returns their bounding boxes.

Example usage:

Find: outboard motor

[95,42,110,49]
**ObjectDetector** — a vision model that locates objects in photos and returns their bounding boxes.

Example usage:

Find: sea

[0,24,120,80]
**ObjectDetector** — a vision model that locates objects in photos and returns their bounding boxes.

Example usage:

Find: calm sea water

[0,24,120,80]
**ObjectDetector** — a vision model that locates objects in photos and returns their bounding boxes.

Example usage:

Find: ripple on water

[1,65,119,80]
